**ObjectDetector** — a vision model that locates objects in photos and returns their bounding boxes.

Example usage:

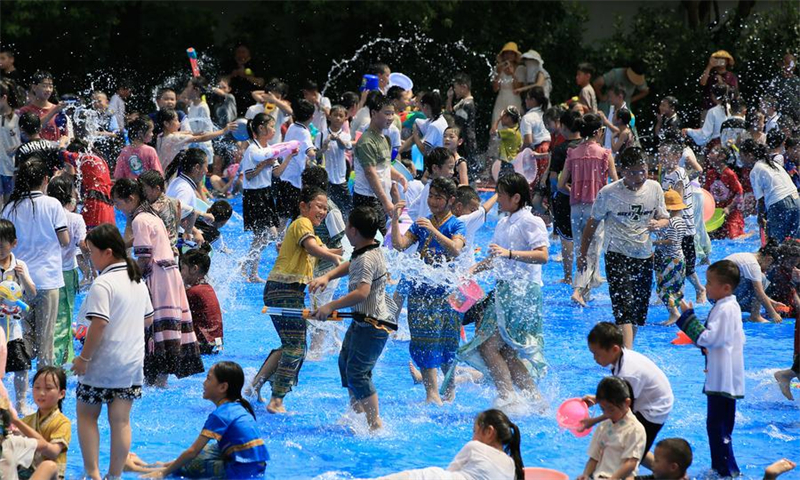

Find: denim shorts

[338,320,389,400]
[734,279,756,312]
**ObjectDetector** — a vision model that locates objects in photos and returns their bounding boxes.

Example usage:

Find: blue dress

[196,402,269,479]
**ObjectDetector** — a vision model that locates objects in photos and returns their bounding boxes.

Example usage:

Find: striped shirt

[656,216,686,258]
[662,167,696,235]
[348,244,394,324]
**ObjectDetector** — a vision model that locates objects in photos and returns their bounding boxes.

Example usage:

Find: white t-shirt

[312,96,332,134]
[687,104,729,147]
[591,180,668,259]
[0,435,38,480]
[2,192,67,290]
[0,113,21,177]
[408,182,431,221]
[186,101,214,160]
[520,106,552,146]
[165,174,197,220]
[316,127,351,185]
[241,139,279,190]
[611,349,674,424]
[422,115,449,150]
[749,161,797,209]
[62,210,86,271]
[661,167,696,235]
[76,262,153,389]
[725,252,762,282]
[447,440,516,480]
[587,410,646,479]
[459,206,487,265]
[280,122,315,189]
[109,93,126,132]
[695,294,745,398]
[491,207,549,285]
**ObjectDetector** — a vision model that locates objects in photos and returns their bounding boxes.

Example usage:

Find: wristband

[78,353,92,362]
[508,250,513,259]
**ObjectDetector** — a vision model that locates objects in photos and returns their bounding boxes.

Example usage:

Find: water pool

[49,196,799,479]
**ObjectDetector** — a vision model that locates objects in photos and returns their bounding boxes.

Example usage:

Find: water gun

[401,110,426,130]
[271,140,301,159]
[186,48,200,77]
[260,307,397,332]
[0,280,29,316]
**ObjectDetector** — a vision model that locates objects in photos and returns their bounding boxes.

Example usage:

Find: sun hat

[497,42,522,63]
[521,49,544,65]
[664,189,688,210]
[711,50,735,67]
[626,68,646,86]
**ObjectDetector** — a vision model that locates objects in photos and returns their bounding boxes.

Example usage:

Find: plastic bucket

[524,467,570,480]
[701,188,715,222]
[705,208,726,232]
[388,72,414,91]
[556,398,592,437]
[448,279,485,313]
[360,74,379,92]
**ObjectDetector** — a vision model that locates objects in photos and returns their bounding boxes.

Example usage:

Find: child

[634,438,693,480]
[408,147,456,221]
[47,176,86,367]
[139,362,268,479]
[155,108,234,172]
[301,79,331,134]
[111,180,204,387]
[139,170,181,255]
[491,106,521,170]
[443,125,469,186]
[195,200,233,247]
[576,62,597,113]
[208,161,243,197]
[459,173,548,404]
[609,108,635,155]
[148,88,187,139]
[60,139,115,230]
[315,104,353,216]
[520,87,552,179]
[309,205,395,430]
[71,224,154,480]
[400,91,447,156]
[392,177,465,405]
[725,239,785,323]
[452,185,498,265]
[275,98,317,221]
[181,246,223,355]
[0,219,36,413]
[654,190,688,325]
[114,116,162,180]
[12,367,71,478]
[0,80,20,208]
[246,79,292,145]
[163,149,212,240]
[446,73,478,181]
[183,77,216,165]
[2,395,60,480]
[654,96,680,142]
[549,110,582,284]
[583,322,674,470]
[683,83,731,150]
[376,409,522,480]
[578,377,646,480]
[703,144,744,239]
[108,81,131,132]
[676,259,745,478]
[248,186,342,413]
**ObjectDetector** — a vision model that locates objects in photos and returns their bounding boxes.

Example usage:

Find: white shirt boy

[281,122,315,189]
[315,127,351,185]
[611,348,674,424]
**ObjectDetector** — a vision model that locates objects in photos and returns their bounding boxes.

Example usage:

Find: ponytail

[247,113,274,142]
[475,409,525,480]
[210,361,256,419]
[711,84,730,117]
[9,157,48,219]
[740,138,776,169]
[86,224,142,283]
[164,147,207,182]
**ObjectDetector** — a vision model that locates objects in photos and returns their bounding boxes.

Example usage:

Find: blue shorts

[0,175,13,195]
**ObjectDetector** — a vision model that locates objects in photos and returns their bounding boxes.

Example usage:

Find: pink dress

[564,141,612,205]
[132,208,204,379]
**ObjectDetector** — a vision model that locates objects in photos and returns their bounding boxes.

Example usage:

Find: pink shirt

[114,144,163,179]
[564,141,611,205]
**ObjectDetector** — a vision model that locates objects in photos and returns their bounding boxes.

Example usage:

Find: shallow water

[49,195,800,479]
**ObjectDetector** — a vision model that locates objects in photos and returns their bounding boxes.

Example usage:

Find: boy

[602,85,631,150]
[108,80,132,132]
[584,322,674,470]
[315,104,353,217]
[274,98,317,222]
[452,185,497,264]
[148,88,187,138]
[654,96,680,142]
[633,438,693,480]
[247,79,292,145]
[194,199,233,247]
[408,147,456,221]
[309,205,395,430]
[301,79,331,134]
[762,96,781,134]
[576,62,597,113]
[447,73,478,177]
[676,259,745,478]
[15,112,61,173]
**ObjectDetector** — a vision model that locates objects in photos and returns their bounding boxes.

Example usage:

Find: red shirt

[114,144,163,180]
[187,283,223,347]
[62,152,114,227]
[704,166,742,208]
[18,104,67,142]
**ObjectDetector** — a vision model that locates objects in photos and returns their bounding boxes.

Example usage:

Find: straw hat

[497,42,522,63]
[711,50,735,67]
[664,189,687,210]
[521,49,544,65]
[626,67,646,87]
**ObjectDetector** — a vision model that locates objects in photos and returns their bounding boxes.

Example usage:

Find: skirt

[457,280,547,381]
[243,187,278,233]
[407,290,461,370]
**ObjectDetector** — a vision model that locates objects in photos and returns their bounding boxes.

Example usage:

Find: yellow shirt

[22,409,71,476]
[267,217,320,284]
[498,126,522,162]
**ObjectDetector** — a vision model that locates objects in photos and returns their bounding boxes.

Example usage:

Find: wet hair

[86,223,142,283]
[32,366,67,412]
[138,169,166,191]
[8,158,48,218]
[766,128,786,150]
[291,98,315,123]
[475,409,524,480]
[560,109,582,133]
[164,147,207,181]
[577,62,595,76]
[759,237,781,260]
[710,84,731,116]
[156,87,175,100]
[368,62,389,75]
[264,78,288,99]
[453,72,471,90]
[127,116,154,142]
[246,112,275,140]
[181,245,212,276]
[18,111,41,136]
[46,175,74,207]
[455,185,480,206]
[655,438,693,476]
[329,104,347,117]
[618,147,647,169]
[587,322,624,350]
[30,70,54,87]
[707,259,740,289]
[502,106,521,124]
[301,79,319,92]
[348,205,381,239]
[424,147,454,174]
[525,86,549,111]
[739,138,776,169]
[419,91,443,120]
[543,106,565,126]
[110,177,143,201]
[300,185,327,205]
[157,108,178,130]
[386,85,406,101]
[574,113,603,138]
[661,96,679,110]
[208,200,232,224]
[210,361,256,419]
[429,176,457,200]
[608,84,626,98]
[0,219,16,244]
[340,91,359,111]
[301,165,329,191]
[595,376,634,409]
[615,108,632,126]
[366,92,392,114]
[496,172,532,211]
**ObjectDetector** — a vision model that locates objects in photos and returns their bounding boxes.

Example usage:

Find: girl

[703,144,745,239]
[460,173,548,404]
[741,139,800,244]
[578,377,646,480]
[11,367,71,478]
[1,158,69,371]
[401,91,448,156]
[71,224,154,480]
[114,116,162,180]
[140,362,268,479]
[491,42,524,128]
[60,139,115,231]
[392,177,466,405]
[443,125,469,186]
[683,83,730,150]
[608,108,635,155]
[377,409,523,480]
[521,86,552,216]
[725,239,786,323]
[491,106,522,169]
[248,186,342,413]
[139,170,181,256]
[181,246,223,355]
[155,108,234,173]
[557,113,618,307]
[47,176,86,367]
[111,179,204,387]
[240,113,282,283]
[182,77,216,164]
[0,80,20,208]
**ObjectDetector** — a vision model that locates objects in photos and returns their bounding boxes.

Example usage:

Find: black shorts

[274,180,301,220]
[634,411,665,454]
[681,235,697,276]
[76,383,142,405]
[551,192,572,240]
[243,187,278,233]
[4,338,31,372]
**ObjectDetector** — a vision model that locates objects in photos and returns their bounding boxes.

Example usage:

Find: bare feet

[765,458,797,480]
[368,417,384,431]
[774,369,796,401]
[696,287,707,304]
[748,315,769,323]
[246,275,266,284]
[425,394,444,406]
[570,291,588,307]
[267,397,287,414]
[660,308,680,326]
[558,277,573,284]
[408,361,423,384]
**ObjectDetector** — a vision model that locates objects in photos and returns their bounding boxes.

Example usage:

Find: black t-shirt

[549,138,581,175]
[196,216,221,245]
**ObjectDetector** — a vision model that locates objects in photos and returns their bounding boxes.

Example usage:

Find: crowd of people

[0,39,798,480]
